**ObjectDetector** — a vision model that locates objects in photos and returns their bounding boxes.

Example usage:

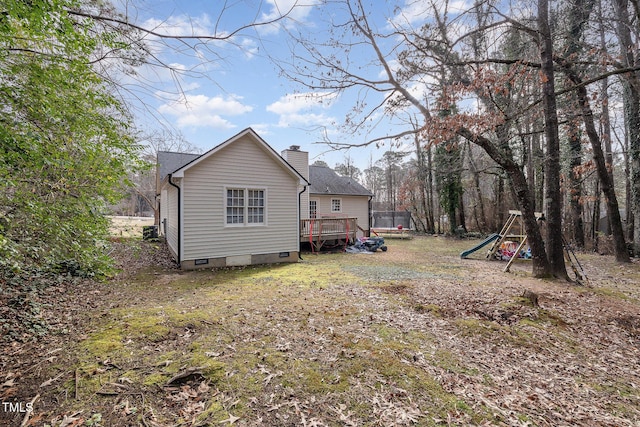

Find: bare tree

[538,0,568,278]
[334,155,362,181]
[62,0,300,221]
[275,0,559,276]
[552,0,630,262]
[612,0,640,256]
[69,1,300,91]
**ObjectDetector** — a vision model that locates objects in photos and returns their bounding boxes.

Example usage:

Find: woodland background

[114,0,640,278]
[2,0,640,276]
[2,2,640,424]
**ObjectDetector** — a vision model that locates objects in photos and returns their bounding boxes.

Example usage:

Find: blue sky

[117,0,467,170]
[110,0,395,170]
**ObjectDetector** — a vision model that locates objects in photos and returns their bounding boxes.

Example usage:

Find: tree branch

[66,2,299,42]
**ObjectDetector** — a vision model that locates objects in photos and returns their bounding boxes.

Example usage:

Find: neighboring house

[281,146,373,238]
[156,128,308,270]
[308,165,373,237]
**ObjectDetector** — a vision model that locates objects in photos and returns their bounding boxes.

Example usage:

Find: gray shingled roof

[157,151,201,181]
[309,165,373,196]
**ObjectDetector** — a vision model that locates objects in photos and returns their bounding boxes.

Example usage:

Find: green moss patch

[28,236,639,426]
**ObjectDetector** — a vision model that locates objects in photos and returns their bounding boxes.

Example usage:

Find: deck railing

[300,217,359,248]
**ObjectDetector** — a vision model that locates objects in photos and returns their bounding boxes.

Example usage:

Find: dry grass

[2,236,639,426]
[108,215,155,238]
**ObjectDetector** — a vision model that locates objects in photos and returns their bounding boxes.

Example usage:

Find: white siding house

[157,128,307,269]
[309,165,373,238]
[281,147,373,239]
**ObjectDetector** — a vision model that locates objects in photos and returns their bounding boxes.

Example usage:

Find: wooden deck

[300,217,359,251]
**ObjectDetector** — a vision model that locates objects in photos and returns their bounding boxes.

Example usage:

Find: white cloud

[247,123,272,135]
[389,0,432,28]
[175,114,234,129]
[138,13,241,70]
[240,38,259,59]
[449,0,473,14]
[266,92,337,127]
[378,59,401,80]
[142,14,216,38]
[267,92,336,114]
[258,0,320,35]
[275,112,334,128]
[124,14,228,90]
[388,0,472,29]
[158,94,253,130]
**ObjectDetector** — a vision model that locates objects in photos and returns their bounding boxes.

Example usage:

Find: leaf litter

[0,237,638,426]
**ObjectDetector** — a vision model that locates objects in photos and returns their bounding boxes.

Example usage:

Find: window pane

[248,190,264,224]
[227,189,245,224]
[309,201,317,219]
[226,188,264,225]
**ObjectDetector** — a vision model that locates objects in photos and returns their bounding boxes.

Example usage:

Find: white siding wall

[182,136,300,261]
[160,189,167,235]
[162,183,180,258]
[300,188,310,221]
[311,195,370,236]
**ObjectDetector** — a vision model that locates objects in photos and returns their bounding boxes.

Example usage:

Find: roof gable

[160,128,308,185]
[309,165,372,196]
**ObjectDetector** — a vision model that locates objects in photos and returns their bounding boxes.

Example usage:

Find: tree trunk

[468,145,488,233]
[625,119,634,243]
[525,117,537,213]
[591,180,600,251]
[613,0,640,256]
[496,174,505,232]
[597,12,614,185]
[458,193,467,232]
[538,0,568,278]
[414,134,434,233]
[458,127,552,276]
[563,65,630,262]
[626,85,640,257]
[426,144,435,233]
[506,162,551,277]
[567,119,585,248]
[473,166,486,232]
[562,0,594,249]
[534,131,545,211]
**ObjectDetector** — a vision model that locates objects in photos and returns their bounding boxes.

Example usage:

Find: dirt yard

[1,236,639,426]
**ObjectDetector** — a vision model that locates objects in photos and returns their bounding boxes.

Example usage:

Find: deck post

[300,217,359,250]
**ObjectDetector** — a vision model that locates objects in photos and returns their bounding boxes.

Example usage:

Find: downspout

[368,195,373,237]
[168,173,181,267]
[298,185,307,260]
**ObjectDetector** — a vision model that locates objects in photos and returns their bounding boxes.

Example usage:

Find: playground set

[460,210,587,284]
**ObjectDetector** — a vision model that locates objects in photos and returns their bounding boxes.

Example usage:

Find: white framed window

[331,198,342,212]
[309,200,317,219]
[247,189,265,224]
[226,189,244,224]
[226,188,265,226]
